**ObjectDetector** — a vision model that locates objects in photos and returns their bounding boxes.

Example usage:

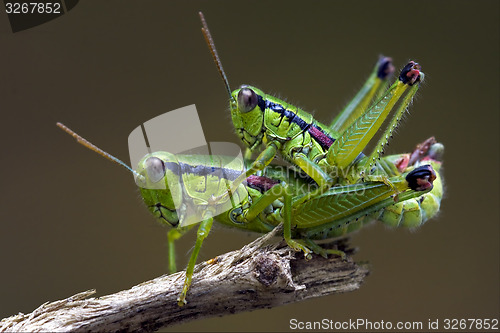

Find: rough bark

[0,228,369,332]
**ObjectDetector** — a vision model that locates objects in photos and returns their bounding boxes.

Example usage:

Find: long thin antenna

[56,122,143,180]
[199,12,233,100]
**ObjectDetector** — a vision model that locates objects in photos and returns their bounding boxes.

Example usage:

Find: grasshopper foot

[286,239,313,259]
[177,295,187,307]
[314,247,347,261]
[325,249,347,261]
[302,239,348,261]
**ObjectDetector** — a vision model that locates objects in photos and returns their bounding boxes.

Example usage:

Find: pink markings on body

[405,61,422,85]
[246,175,280,192]
[395,154,410,172]
[308,126,334,150]
[408,137,436,165]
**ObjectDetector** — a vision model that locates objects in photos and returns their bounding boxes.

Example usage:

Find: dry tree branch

[0,228,369,332]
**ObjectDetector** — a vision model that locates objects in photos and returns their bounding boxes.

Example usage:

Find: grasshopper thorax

[230,85,266,149]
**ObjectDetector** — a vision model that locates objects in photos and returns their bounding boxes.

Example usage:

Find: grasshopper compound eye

[406,165,437,191]
[145,157,166,183]
[238,87,258,113]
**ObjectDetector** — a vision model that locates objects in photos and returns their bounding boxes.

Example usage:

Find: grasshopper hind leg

[330,56,394,133]
[327,61,423,171]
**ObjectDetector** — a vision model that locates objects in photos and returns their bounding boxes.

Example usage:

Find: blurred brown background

[1,1,498,331]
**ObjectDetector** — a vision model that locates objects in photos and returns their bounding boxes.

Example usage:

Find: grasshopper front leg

[291,152,335,204]
[177,215,214,307]
[167,226,195,274]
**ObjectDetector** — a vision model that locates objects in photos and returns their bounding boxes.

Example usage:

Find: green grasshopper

[199,12,424,205]
[57,123,442,306]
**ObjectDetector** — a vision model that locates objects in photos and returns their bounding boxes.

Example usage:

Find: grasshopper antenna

[199,12,233,101]
[56,122,144,181]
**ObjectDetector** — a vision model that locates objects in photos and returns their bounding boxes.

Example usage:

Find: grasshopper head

[135,152,183,227]
[230,85,266,149]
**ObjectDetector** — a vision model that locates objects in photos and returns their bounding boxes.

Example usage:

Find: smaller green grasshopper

[199,12,423,203]
[57,123,442,306]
